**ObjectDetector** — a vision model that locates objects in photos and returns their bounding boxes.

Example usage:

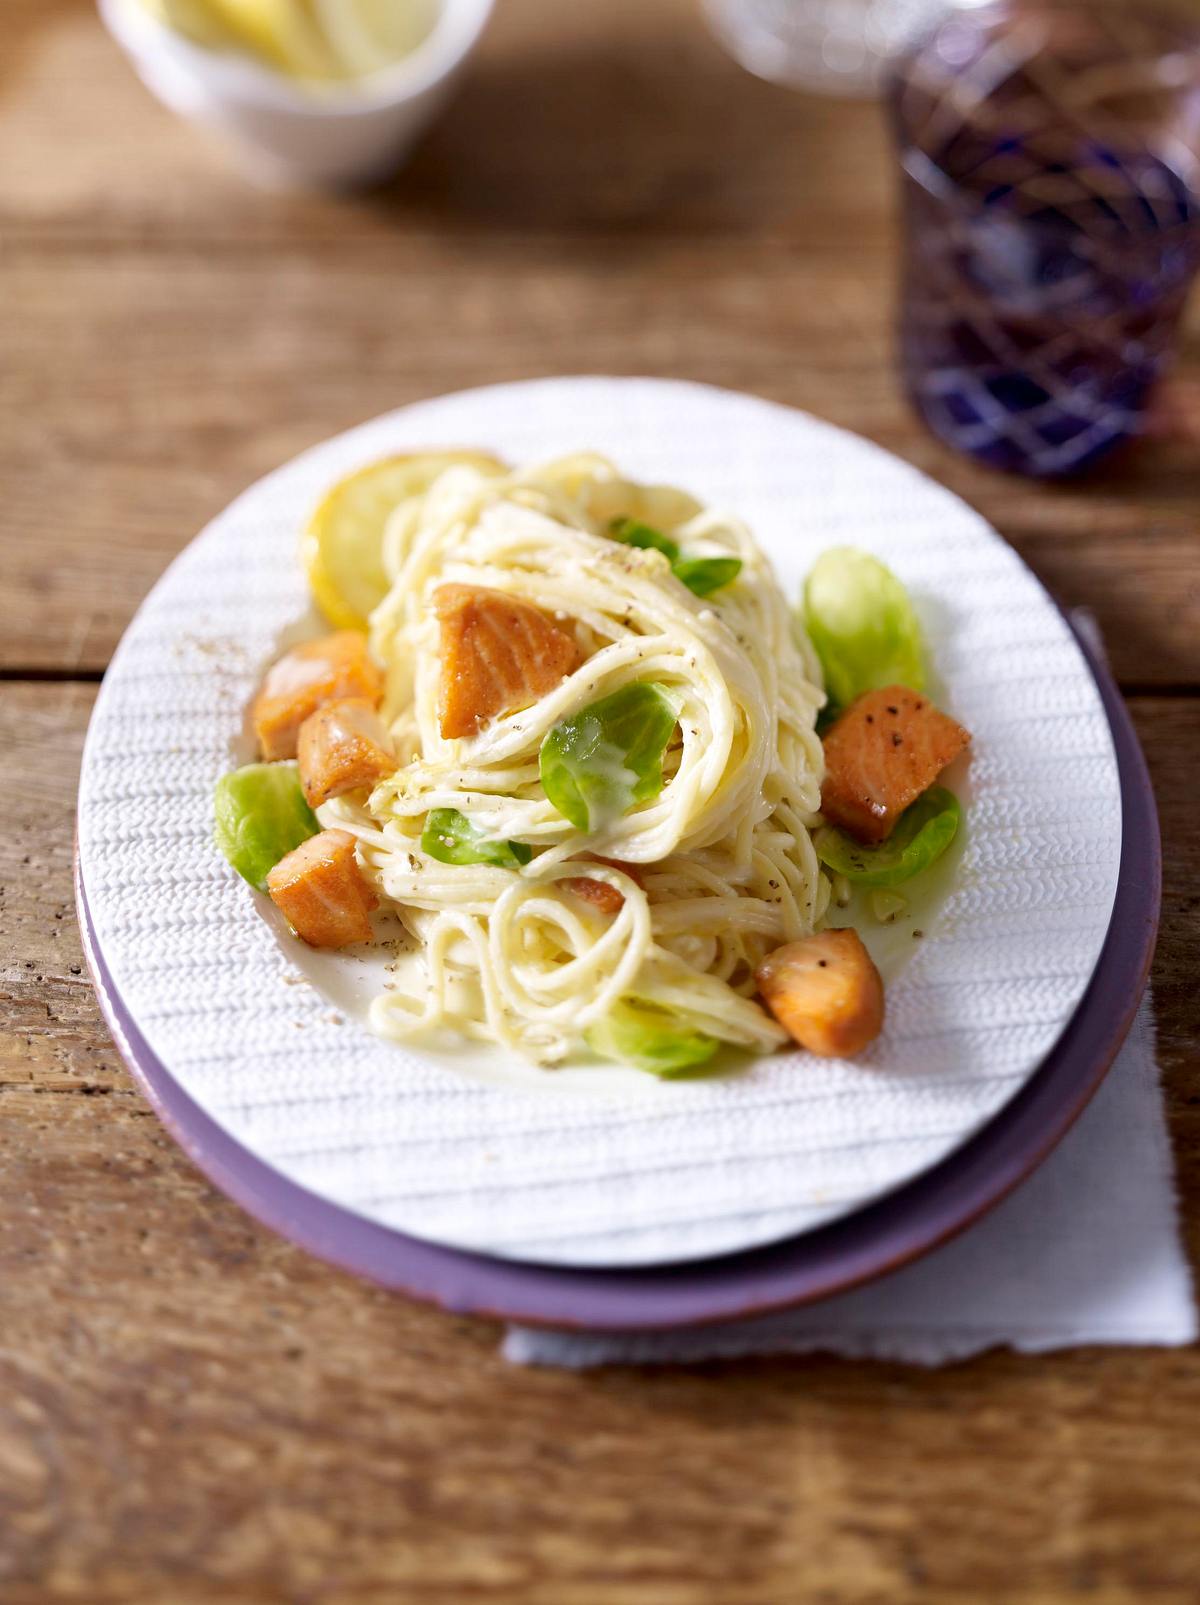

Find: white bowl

[97,0,494,187]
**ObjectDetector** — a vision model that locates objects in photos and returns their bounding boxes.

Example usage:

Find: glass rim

[889,0,1200,219]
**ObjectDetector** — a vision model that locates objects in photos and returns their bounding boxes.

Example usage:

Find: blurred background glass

[706,0,1200,477]
[703,0,953,96]
[891,0,1200,476]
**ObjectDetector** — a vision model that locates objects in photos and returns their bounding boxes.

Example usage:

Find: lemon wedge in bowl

[203,0,338,76]
[141,0,438,80]
[311,0,439,78]
[144,0,338,77]
[140,0,232,50]
[304,452,506,630]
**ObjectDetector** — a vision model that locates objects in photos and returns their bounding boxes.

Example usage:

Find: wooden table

[3,2,1198,1599]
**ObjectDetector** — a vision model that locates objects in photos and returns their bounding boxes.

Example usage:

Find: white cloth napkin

[505,998,1196,1366]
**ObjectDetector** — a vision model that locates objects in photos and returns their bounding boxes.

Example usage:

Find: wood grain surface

[1,2,1198,1601]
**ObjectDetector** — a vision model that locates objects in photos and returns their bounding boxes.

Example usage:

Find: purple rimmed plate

[76,614,1157,1332]
[73,380,1130,1270]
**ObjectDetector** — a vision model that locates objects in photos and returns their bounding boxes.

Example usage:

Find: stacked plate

[76,379,1157,1331]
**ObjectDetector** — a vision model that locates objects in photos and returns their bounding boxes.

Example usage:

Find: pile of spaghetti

[318,454,829,1066]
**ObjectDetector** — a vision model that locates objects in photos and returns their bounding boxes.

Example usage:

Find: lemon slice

[190,0,341,79]
[143,0,239,49]
[304,451,507,630]
[310,0,437,78]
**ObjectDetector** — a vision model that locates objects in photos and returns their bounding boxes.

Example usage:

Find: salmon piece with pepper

[821,685,970,845]
[757,928,884,1058]
[253,631,383,762]
[266,829,377,948]
[562,858,644,916]
[298,697,394,809]
[434,584,580,740]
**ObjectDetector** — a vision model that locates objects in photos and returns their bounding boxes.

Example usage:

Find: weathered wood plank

[4,234,1199,680]
[0,242,897,672]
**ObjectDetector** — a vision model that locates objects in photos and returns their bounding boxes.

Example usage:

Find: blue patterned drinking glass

[889,0,1200,476]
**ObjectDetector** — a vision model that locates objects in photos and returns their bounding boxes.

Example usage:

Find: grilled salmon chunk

[266,829,377,948]
[564,878,626,916]
[821,686,970,844]
[757,929,884,1058]
[253,631,383,762]
[562,859,644,916]
[298,697,394,809]
[434,584,580,740]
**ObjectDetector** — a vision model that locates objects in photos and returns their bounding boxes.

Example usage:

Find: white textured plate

[78,378,1122,1267]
